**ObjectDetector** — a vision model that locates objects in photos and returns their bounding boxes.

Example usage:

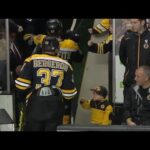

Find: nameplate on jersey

[39,87,53,96]
[58,51,71,60]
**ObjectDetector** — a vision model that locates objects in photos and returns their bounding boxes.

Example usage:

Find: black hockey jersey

[15,54,77,100]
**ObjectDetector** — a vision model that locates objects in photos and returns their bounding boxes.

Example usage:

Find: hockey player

[15,36,77,131]
[23,19,83,63]
[23,19,83,125]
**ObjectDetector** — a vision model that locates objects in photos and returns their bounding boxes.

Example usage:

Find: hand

[88,40,94,46]
[126,118,136,126]
[23,34,34,41]
[15,65,22,75]
[88,28,93,34]
[28,38,34,46]
[80,99,84,104]
[80,97,86,104]
[17,25,23,32]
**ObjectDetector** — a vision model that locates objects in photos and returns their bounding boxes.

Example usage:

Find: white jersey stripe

[62,91,77,97]
[15,80,30,87]
[60,48,78,52]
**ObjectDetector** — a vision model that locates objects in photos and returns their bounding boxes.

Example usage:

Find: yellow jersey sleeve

[33,34,46,46]
[102,105,113,125]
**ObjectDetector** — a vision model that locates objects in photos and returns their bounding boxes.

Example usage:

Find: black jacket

[124,85,150,125]
[119,30,150,87]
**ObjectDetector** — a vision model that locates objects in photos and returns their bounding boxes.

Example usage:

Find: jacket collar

[133,85,150,100]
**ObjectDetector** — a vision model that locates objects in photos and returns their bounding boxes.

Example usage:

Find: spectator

[124,66,150,125]
[80,85,113,125]
[119,19,150,102]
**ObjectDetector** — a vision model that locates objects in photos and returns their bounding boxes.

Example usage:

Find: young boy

[80,86,113,125]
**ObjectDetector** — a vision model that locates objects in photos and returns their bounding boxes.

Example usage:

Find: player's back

[24,53,73,90]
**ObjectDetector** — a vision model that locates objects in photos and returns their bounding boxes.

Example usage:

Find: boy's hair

[91,85,108,98]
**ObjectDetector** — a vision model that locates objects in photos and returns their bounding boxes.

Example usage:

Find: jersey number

[37,68,64,87]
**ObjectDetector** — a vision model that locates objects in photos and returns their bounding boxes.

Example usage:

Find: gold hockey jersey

[23,34,82,62]
[80,99,113,125]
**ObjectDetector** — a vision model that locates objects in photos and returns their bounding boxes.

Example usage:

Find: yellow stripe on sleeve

[15,84,28,90]
[17,78,31,84]
[62,88,77,94]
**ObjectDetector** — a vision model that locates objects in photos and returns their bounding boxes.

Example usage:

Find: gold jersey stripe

[62,88,77,94]
[17,78,31,84]
[16,84,27,90]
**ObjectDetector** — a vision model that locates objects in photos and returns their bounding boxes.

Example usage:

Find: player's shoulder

[31,54,74,71]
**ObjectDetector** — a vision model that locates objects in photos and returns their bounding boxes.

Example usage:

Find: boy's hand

[80,98,85,104]
[80,97,86,104]
[126,118,136,126]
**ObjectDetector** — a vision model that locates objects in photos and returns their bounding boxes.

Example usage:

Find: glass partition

[0,19,8,92]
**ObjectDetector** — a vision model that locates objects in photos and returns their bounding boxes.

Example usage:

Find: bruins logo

[101,104,105,109]
[147,94,150,100]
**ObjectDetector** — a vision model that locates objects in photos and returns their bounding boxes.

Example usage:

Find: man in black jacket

[119,19,150,99]
[124,66,150,126]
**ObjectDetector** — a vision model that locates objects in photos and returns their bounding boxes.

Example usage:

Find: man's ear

[141,20,146,27]
[146,76,150,81]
